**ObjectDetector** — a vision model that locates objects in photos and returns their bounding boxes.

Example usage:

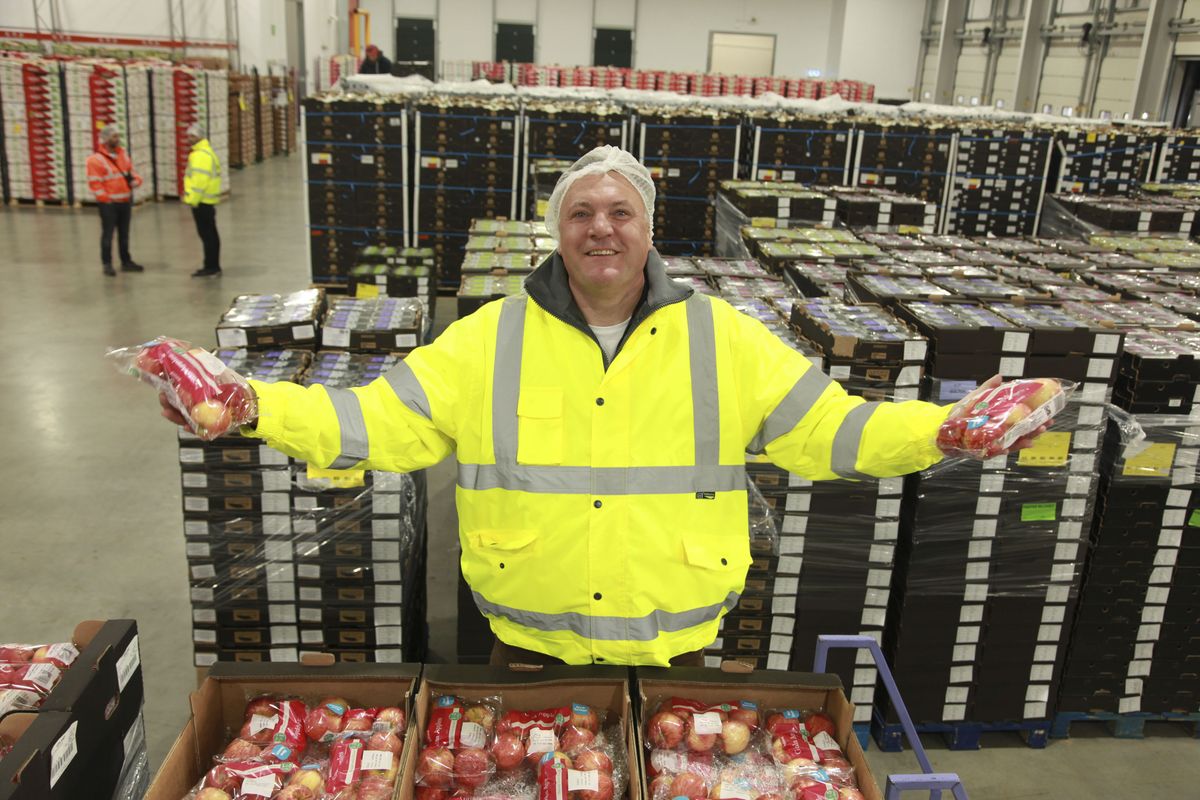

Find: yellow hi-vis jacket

[247,251,951,666]
[183,138,222,206]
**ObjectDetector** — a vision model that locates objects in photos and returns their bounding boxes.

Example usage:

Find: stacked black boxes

[776,299,927,723]
[413,93,521,291]
[823,186,939,233]
[715,181,837,258]
[1151,132,1200,184]
[636,103,741,254]
[1052,127,1157,196]
[293,351,428,662]
[1048,194,1198,237]
[304,96,410,284]
[319,297,425,353]
[348,245,437,320]
[878,298,1120,728]
[1060,328,1200,714]
[854,120,952,211]
[181,348,310,666]
[520,98,628,219]
[742,112,855,185]
[944,126,1052,236]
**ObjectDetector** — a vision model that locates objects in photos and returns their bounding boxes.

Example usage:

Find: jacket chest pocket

[516,387,563,465]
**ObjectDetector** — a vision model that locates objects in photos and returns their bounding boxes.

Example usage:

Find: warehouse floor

[0,154,1196,798]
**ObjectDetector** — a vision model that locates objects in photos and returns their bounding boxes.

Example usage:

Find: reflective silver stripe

[747,367,834,454]
[492,295,527,463]
[326,387,369,469]
[831,401,883,480]
[473,590,739,641]
[383,360,432,419]
[186,167,214,176]
[458,462,746,494]
[108,192,130,200]
[686,294,720,466]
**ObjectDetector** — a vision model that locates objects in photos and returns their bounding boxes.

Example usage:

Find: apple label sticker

[459,721,486,749]
[692,712,723,735]
[361,750,393,771]
[568,770,600,792]
[116,635,141,692]
[49,721,78,788]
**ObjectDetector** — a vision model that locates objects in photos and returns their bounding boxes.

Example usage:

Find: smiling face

[557,171,652,299]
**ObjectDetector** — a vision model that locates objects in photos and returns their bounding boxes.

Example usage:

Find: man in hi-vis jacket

[158,146,1046,667]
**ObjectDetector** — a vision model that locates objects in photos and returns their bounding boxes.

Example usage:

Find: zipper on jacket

[526,291,689,371]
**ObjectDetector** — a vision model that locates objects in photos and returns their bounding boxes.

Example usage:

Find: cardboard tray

[145,661,420,800]
[406,665,640,800]
[635,668,882,800]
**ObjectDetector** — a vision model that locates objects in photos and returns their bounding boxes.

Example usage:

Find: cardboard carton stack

[412,94,522,291]
[304,95,411,284]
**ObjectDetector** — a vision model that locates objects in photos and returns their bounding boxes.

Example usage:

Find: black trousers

[98,201,133,267]
[191,204,221,271]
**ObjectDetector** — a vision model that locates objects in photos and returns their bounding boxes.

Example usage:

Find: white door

[708,32,776,75]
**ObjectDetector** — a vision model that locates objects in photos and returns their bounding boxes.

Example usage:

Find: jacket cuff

[243,379,284,442]
[916,402,955,464]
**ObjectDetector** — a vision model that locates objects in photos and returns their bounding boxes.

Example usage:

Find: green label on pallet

[1021,502,1056,522]
[1189,510,1200,528]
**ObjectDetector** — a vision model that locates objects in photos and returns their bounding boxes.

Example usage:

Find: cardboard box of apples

[636,668,882,800]
[145,661,420,800]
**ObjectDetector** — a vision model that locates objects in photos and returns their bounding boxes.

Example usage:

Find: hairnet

[98,123,120,141]
[185,122,204,139]
[543,145,655,242]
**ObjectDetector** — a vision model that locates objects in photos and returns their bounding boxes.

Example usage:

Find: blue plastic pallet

[852,721,870,751]
[1051,710,1200,740]
[871,710,1050,752]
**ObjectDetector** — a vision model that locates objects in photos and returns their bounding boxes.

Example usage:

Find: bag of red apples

[415,694,629,800]
[108,337,256,441]
[936,378,1072,459]
[186,693,406,800]
[644,698,865,800]
[0,641,80,716]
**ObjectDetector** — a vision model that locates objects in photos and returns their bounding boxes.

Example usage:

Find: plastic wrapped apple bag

[108,336,255,440]
[935,377,1075,460]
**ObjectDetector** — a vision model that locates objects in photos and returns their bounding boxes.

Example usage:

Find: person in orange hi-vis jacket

[86,124,144,277]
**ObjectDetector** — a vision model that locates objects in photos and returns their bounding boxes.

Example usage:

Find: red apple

[238,719,274,746]
[343,708,377,732]
[802,713,836,740]
[221,738,261,760]
[454,747,492,788]
[685,727,716,753]
[367,729,404,755]
[304,704,346,742]
[719,720,751,755]
[274,787,317,800]
[191,398,233,436]
[491,732,525,770]
[376,706,406,730]
[202,764,239,793]
[650,775,674,800]
[822,755,851,773]
[416,788,450,800]
[244,696,276,719]
[358,778,397,800]
[781,757,820,782]
[570,704,599,733]
[288,768,325,791]
[670,772,708,800]
[572,749,612,773]
[417,746,455,789]
[194,789,232,800]
[647,711,685,749]
[574,770,614,800]
[1026,378,1061,409]
[729,707,760,730]
[838,790,866,800]
[561,727,595,753]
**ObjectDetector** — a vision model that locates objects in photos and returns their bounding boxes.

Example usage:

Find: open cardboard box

[401,665,640,800]
[146,660,421,800]
[636,667,882,800]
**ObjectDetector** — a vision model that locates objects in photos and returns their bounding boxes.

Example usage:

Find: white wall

[304,0,344,92]
[438,0,495,63]
[838,0,926,98]
[537,0,594,66]
[237,0,289,72]
[633,0,839,77]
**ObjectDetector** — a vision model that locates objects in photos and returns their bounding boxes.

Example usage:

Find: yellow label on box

[750,217,778,228]
[306,464,366,488]
[355,283,380,298]
[1123,442,1175,478]
[238,94,246,112]
[1086,132,1097,143]
[1017,431,1072,468]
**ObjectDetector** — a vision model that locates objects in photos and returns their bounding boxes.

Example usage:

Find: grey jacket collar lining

[523,248,694,347]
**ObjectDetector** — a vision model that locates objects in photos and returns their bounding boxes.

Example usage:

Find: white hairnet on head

[544,145,655,242]
[185,122,204,139]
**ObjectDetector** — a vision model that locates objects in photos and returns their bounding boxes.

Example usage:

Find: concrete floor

[0,154,1195,798]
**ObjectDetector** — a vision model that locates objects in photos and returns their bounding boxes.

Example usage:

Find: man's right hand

[158,391,189,428]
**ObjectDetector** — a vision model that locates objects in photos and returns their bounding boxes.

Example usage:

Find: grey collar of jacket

[523,248,694,351]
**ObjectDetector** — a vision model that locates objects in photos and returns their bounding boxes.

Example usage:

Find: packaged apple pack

[0,640,80,716]
[186,693,406,800]
[414,694,629,800]
[644,698,865,800]
[108,337,257,441]
[935,377,1074,460]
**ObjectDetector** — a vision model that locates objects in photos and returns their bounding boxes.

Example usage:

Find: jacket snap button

[650,327,657,335]
[594,592,602,600]
[720,558,727,566]
[594,500,602,508]
[596,397,604,406]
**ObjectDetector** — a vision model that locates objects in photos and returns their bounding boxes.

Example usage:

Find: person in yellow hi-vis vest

[156,146,1050,667]
[181,123,223,278]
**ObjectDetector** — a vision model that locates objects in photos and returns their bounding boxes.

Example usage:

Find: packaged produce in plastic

[109,336,255,440]
[0,642,80,669]
[936,377,1072,458]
